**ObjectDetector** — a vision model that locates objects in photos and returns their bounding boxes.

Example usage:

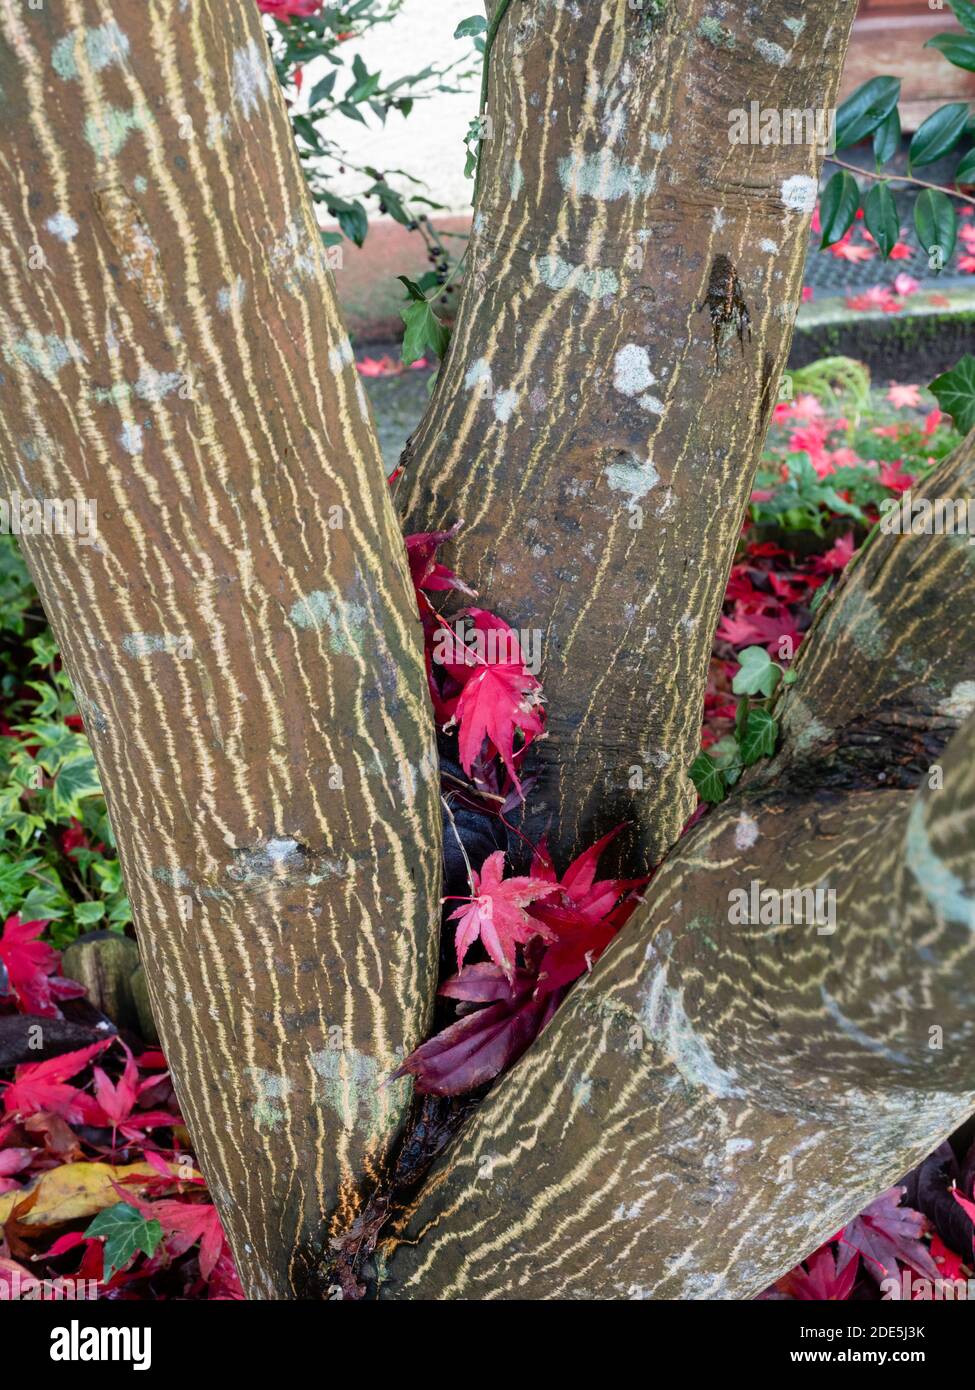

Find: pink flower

[257,0,325,18]
[893,273,920,298]
[801,286,813,303]
[791,393,824,423]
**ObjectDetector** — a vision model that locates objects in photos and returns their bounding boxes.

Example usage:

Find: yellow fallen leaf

[0,1160,201,1228]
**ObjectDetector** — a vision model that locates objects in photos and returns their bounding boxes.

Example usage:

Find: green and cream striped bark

[380,431,975,1299]
[0,0,440,1298]
[402,0,859,872]
[1,0,973,1305]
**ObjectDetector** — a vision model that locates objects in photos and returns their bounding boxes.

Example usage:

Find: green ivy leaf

[49,746,102,822]
[873,106,901,169]
[908,102,971,170]
[914,187,957,268]
[73,900,106,926]
[864,182,899,259]
[925,33,975,71]
[738,708,779,766]
[732,646,781,698]
[835,76,901,150]
[85,1203,163,1280]
[929,354,975,433]
[399,299,449,366]
[819,170,860,248]
[689,752,727,805]
[454,15,487,38]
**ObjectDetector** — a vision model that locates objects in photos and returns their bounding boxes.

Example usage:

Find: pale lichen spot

[641,963,743,1098]
[734,813,760,851]
[3,333,87,383]
[52,20,129,81]
[311,1046,403,1134]
[937,680,975,721]
[135,367,182,402]
[232,39,270,118]
[780,174,818,214]
[118,423,143,455]
[84,105,149,160]
[759,237,780,254]
[464,357,492,393]
[906,797,975,929]
[494,388,519,424]
[613,343,655,396]
[247,1067,292,1132]
[535,253,618,300]
[697,17,735,48]
[288,590,367,654]
[217,276,246,315]
[45,212,79,242]
[152,865,192,889]
[269,216,326,294]
[754,37,789,66]
[605,453,659,503]
[328,337,355,373]
[510,159,524,199]
[558,149,656,201]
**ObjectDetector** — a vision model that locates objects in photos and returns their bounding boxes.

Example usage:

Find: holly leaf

[447,850,556,978]
[732,645,781,697]
[689,752,727,804]
[738,707,778,765]
[929,354,975,433]
[84,1202,162,1280]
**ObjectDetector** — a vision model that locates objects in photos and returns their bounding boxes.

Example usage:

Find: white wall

[298,0,481,217]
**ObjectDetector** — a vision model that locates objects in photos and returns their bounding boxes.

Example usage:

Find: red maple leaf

[837,1186,939,1282]
[444,611,546,791]
[529,826,648,993]
[448,850,556,978]
[779,1245,859,1300]
[1,1038,113,1124]
[394,963,561,1097]
[123,1192,227,1280]
[405,522,476,599]
[952,1188,975,1259]
[91,1041,180,1141]
[0,914,85,1018]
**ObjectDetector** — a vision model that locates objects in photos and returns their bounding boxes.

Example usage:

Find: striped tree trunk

[2,0,973,1303]
[0,0,440,1299]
